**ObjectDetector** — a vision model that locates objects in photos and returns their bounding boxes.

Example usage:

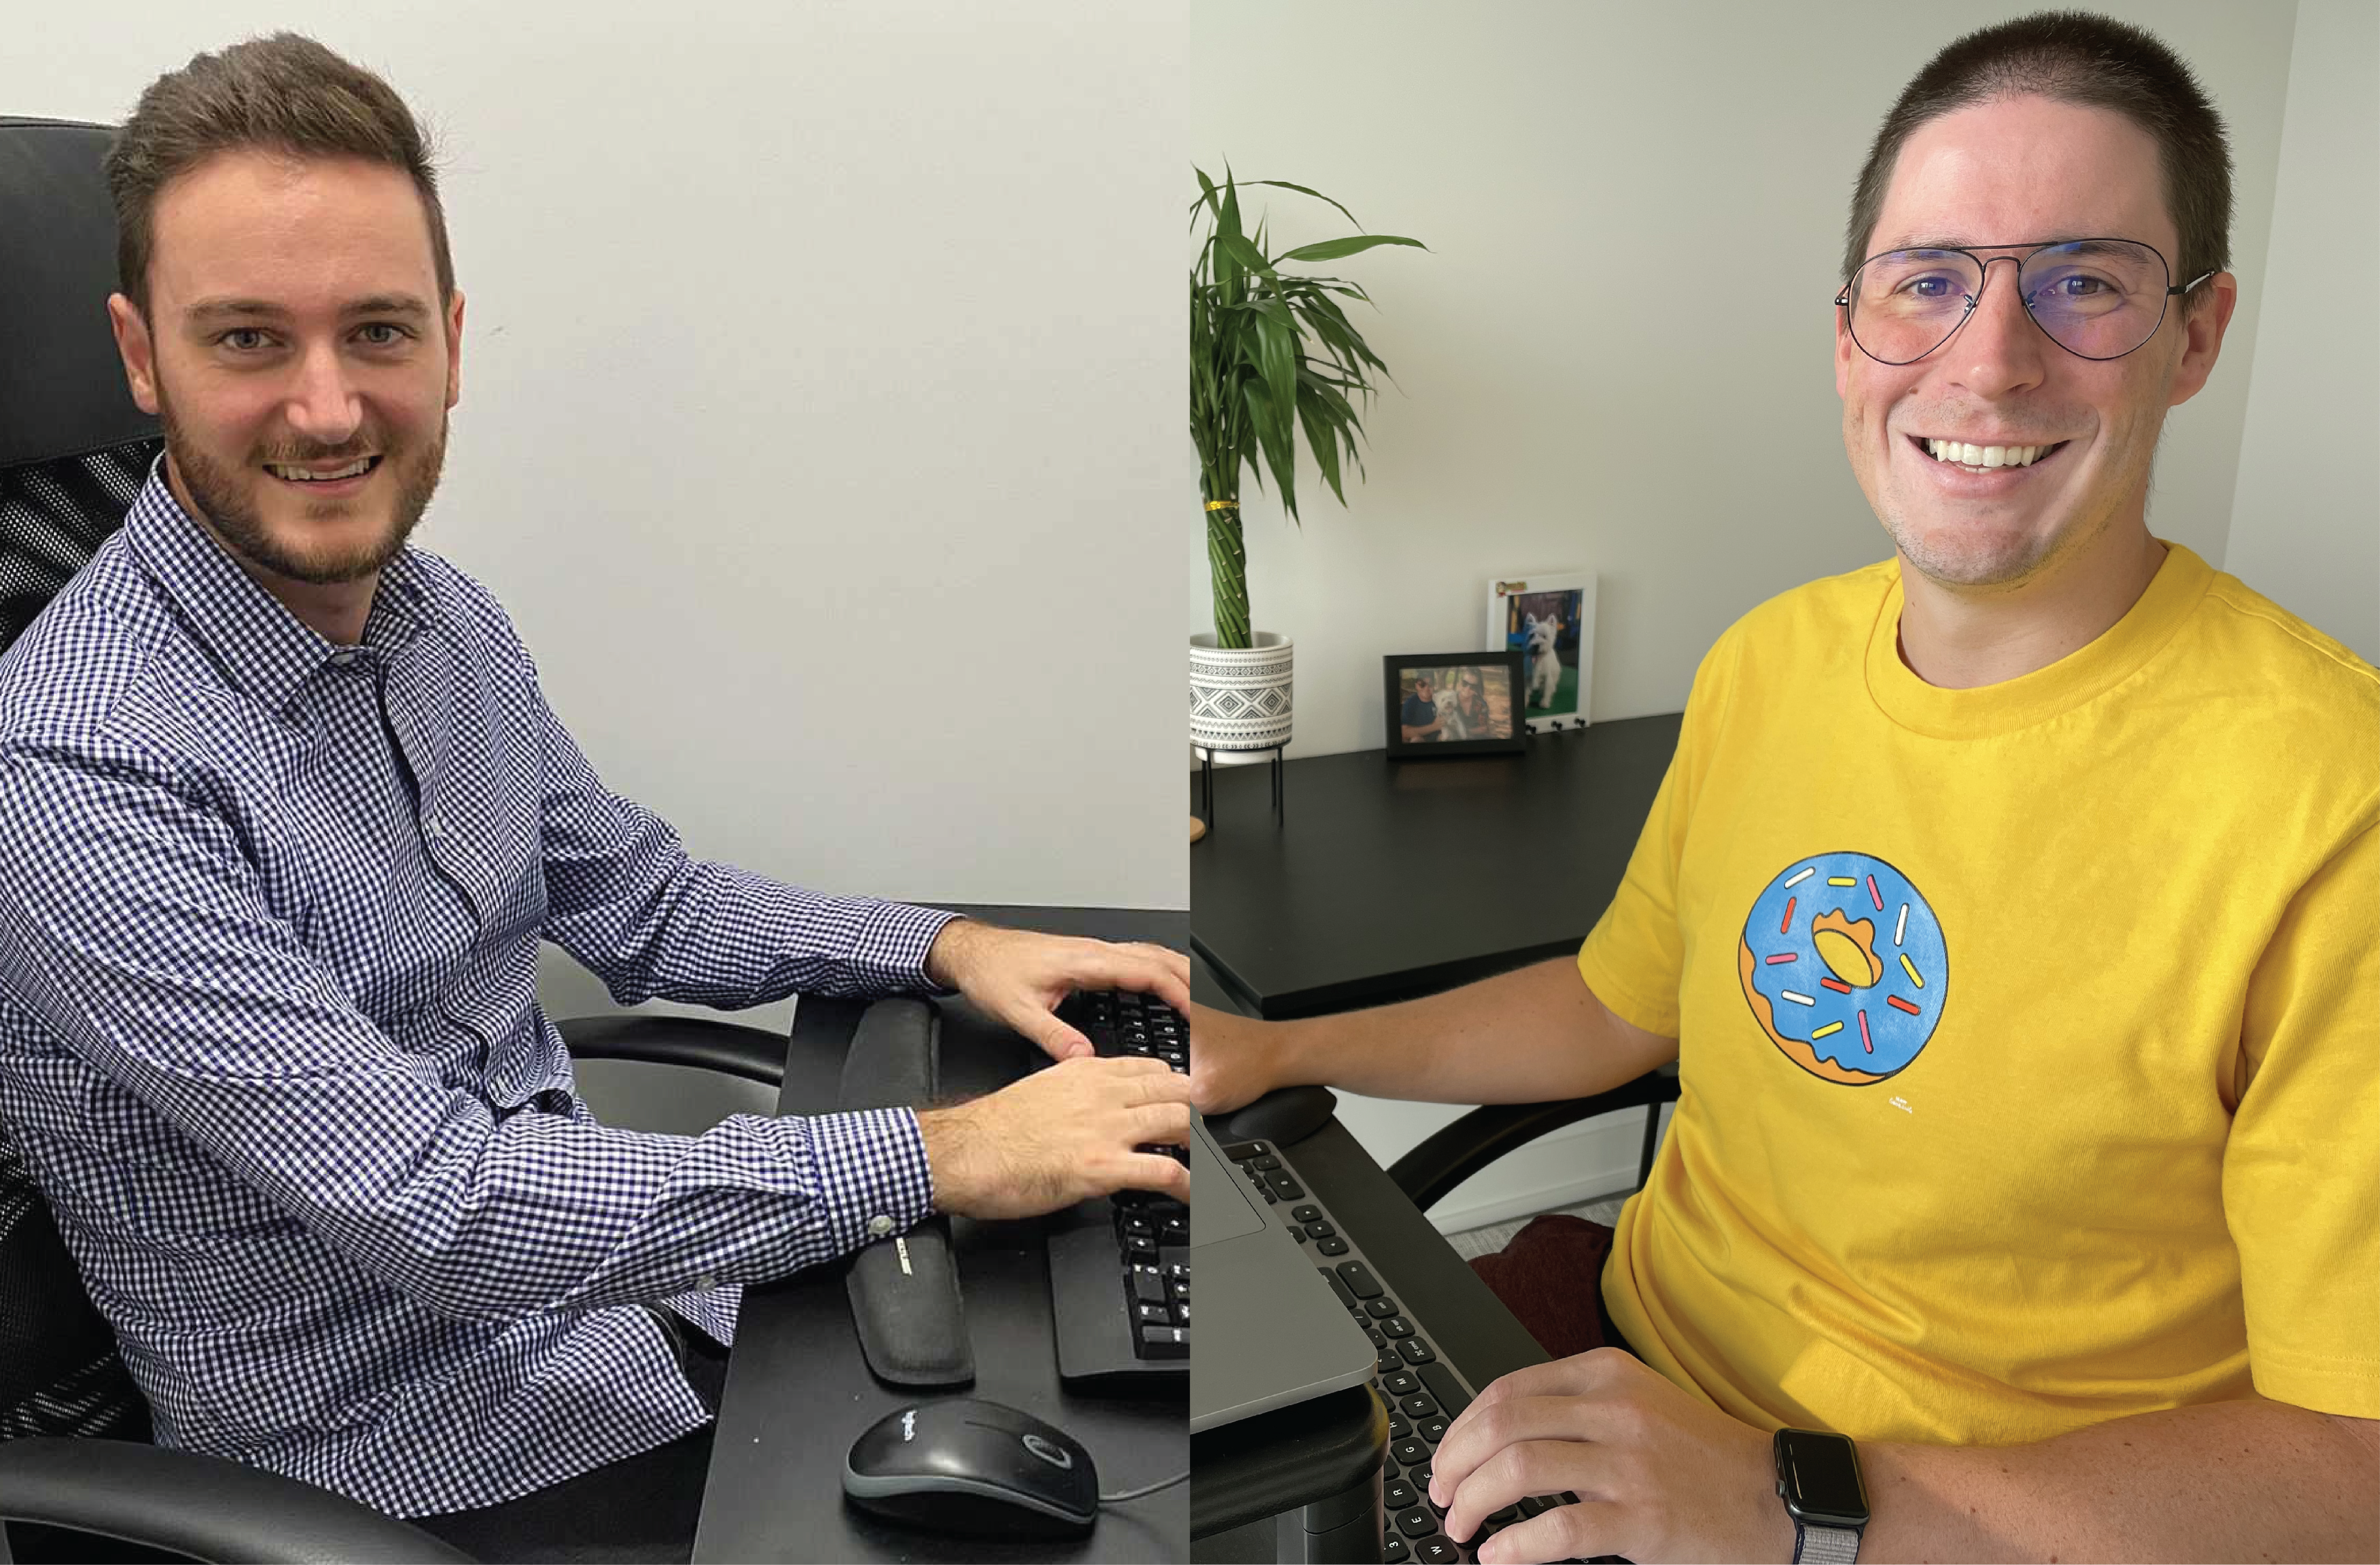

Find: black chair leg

[1637,1101,1664,1188]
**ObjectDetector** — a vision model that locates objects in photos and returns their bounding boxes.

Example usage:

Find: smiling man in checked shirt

[0,33,1195,1562]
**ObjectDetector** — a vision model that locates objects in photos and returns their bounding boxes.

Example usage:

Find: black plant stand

[1192,743,1286,836]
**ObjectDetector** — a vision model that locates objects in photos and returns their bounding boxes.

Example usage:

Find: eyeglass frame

[1833,237,2218,366]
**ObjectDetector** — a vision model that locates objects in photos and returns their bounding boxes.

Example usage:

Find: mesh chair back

[0,115,162,1443]
[1,438,159,657]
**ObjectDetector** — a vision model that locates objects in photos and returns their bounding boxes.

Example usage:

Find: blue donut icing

[1738,851,1948,1084]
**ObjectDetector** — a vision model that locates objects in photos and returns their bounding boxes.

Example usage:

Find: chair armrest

[0,1438,472,1564]
[1385,1065,1681,1214]
[557,1014,789,1087]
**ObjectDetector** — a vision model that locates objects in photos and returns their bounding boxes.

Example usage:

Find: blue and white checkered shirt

[0,463,954,1517]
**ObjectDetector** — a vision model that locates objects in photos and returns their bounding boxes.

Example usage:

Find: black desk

[694,905,1189,1564]
[1188,726,1682,1558]
[1191,715,1681,1018]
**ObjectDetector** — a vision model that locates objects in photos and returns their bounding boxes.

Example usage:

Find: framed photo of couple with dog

[1487,571,1596,733]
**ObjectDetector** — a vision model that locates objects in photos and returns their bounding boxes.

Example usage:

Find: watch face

[1776,1430,1869,1527]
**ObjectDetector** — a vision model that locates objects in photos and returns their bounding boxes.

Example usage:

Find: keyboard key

[1131,1267,1165,1304]
[1417,1362,1473,1419]
[1384,1480,1417,1510]
[1395,1506,1438,1539]
[1317,1236,1350,1256]
[1289,1227,1308,1244]
[1399,1394,1438,1420]
[1414,1539,1460,1565]
[1518,1495,1550,1518]
[1382,1538,1408,1564]
[1367,1327,1387,1348]
[1135,1324,1188,1359]
[1336,1260,1385,1299]
[1222,1140,1269,1162]
[1367,1297,1400,1319]
[1381,1315,1416,1339]
[1173,1301,1189,1325]
[1135,1302,1170,1326]
[1377,1348,1402,1374]
[1397,1337,1436,1365]
[1304,1219,1336,1239]
[1291,1204,1323,1224]
[1390,1438,1430,1467]
[1488,1505,1521,1525]
[1407,1462,1431,1492]
[1388,1413,1411,1441]
[1265,1172,1305,1199]
[1420,1417,1449,1443]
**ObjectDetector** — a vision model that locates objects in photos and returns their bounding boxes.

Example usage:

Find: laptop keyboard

[1220,1136,1593,1564]
[1052,990,1189,1366]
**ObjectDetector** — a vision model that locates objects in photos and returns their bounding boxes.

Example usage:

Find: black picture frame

[1383,651,1528,758]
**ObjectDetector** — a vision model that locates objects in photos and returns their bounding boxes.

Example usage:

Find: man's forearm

[1274,957,1675,1105]
[1862,1397,2379,1562]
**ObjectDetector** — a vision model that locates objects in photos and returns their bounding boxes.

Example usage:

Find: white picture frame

[1486,571,1596,733]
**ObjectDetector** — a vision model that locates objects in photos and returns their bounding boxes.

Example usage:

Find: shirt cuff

[805,1106,937,1254]
[855,901,965,994]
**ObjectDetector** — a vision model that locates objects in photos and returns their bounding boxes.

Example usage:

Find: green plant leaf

[1277,234,1428,263]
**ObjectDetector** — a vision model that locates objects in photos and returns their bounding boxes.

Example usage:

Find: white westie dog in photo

[1525,613,1564,709]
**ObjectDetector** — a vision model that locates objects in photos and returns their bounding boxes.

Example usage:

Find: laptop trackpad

[1191,1125,1263,1244]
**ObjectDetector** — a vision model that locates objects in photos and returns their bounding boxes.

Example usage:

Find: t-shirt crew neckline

[1863,540,2214,741]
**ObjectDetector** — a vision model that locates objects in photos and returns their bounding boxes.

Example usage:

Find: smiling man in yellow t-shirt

[1191,13,2377,1562]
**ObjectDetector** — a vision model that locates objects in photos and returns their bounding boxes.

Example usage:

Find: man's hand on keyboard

[1425,1348,1790,1564]
[916,1055,1194,1220]
[925,921,1192,1061]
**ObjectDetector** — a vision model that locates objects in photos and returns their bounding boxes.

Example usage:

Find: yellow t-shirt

[1579,542,2379,1444]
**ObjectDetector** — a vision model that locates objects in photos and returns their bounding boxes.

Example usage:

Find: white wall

[1189,0,2297,759]
[6,1,1189,1038]
[2223,0,2380,663]
[1188,1,2306,1230]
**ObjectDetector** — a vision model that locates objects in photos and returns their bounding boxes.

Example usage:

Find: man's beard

[158,387,446,586]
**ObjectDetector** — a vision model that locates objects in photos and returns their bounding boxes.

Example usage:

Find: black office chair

[1385,1060,1682,1215]
[0,114,797,1563]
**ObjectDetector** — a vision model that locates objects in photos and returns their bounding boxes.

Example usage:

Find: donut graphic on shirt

[1739,852,1948,1084]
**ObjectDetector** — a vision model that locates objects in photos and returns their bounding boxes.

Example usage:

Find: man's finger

[1431,1394,1597,1511]
[1443,1434,1605,1548]
[1013,1004,1092,1061]
[1120,1151,1191,1201]
[1473,1495,1626,1565]
[1132,1100,1195,1145]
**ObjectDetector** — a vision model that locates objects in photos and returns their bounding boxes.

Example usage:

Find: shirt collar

[123,456,435,715]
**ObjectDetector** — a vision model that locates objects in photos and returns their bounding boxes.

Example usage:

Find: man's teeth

[267,457,374,482]
[1923,439,2049,468]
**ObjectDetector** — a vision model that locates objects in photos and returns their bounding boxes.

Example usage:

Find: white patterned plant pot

[1190,632,1294,758]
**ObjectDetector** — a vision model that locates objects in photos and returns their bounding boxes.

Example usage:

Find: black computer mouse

[1213,1084,1338,1147]
[843,1396,1099,1538]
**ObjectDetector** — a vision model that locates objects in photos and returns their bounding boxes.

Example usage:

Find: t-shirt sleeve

[2224,819,2379,1417]
[1576,627,1742,1039]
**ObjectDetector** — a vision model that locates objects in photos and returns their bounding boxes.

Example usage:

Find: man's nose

[283,339,364,445]
[1944,255,2049,396]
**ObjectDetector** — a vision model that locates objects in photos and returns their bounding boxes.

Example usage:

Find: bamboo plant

[1191,168,1421,649]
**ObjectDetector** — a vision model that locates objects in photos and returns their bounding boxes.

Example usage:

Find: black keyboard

[1046,990,1190,1384]
[1220,1136,1596,1564]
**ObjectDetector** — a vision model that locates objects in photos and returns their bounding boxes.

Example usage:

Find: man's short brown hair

[1844,11,2232,293]
[106,33,454,315]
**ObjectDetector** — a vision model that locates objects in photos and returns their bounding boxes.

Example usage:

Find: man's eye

[357,323,411,346]
[219,328,273,351]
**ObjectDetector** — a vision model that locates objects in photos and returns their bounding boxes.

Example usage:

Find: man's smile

[261,453,383,495]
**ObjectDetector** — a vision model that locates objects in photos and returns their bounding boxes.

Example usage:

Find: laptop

[1189,1112,1377,1432]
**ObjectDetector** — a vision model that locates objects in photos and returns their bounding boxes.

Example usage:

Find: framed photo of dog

[1488,571,1596,732]
[1383,651,1526,759]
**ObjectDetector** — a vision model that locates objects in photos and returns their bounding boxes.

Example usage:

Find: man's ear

[107,293,160,416]
[2167,273,2237,410]
[1834,303,1855,400]
[443,288,465,410]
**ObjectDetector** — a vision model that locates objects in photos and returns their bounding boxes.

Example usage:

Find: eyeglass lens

[1844,241,2173,364]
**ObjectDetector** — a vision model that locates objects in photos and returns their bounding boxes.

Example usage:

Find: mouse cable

[1099,1470,1189,1504]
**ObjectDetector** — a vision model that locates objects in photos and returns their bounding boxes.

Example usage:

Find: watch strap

[1793,1521,1862,1564]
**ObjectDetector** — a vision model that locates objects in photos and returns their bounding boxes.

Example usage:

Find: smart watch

[1773,1427,1869,1564]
